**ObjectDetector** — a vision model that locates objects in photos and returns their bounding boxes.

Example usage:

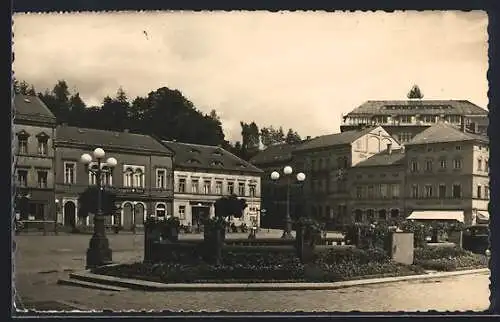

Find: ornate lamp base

[86,235,113,269]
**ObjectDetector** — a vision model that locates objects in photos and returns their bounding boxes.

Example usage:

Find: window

[311,159,316,170]
[477,159,483,172]
[400,115,412,124]
[485,160,489,172]
[102,169,112,186]
[366,209,375,222]
[425,160,433,172]
[391,184,400,199]
[397,132,412,143]
[411,185,419,198]
[133,168,144,188]
[390,209,400,219]
[156,203,166,218]
[439,184,446,199]
[215,181,223,194]
[424,185,433,198]
[410,160,418,173]
[238,182,246,196]
[249,184,256,197]
[452,184,462,199]
[227,181,234,194]
[485,186,490,199]
[367,185,374,199]
[440,159,447,169]
[354,209,363,222]
[203,180,211,194]
[476,185,483,198]
[37,137,48,155]
[453,159,462,169]
[191,179,199,193]
[178,178,186,193]
[124,168,134,187]
[356,186,364,199]
[64,162,76,184]
[37,171,48,188]
[156,169,167,189]
[455,145,462,150]
[378,209,387,220]
[449,116,461,124]
[380,184,388,199]
[17,169,28,187]
[178,205,186,220]
[17,135,28,154]
[422,115,435,123]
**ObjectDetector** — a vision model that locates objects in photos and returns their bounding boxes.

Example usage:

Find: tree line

[14,79,307,160]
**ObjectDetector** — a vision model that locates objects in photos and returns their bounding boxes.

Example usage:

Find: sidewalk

[65,268,489,292]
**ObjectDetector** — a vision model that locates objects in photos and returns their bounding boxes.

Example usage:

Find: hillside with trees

[13,79,307,160]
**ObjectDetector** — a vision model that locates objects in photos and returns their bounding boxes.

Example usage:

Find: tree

[407,85,424,99]
[13,79,36,95]
[260,126,287,147]
[215,194,248,219]
[77,187,119,219]
[285,128,302,144]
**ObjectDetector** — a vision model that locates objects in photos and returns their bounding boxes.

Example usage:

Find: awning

[407,210,464,222]
[477,212,490,221]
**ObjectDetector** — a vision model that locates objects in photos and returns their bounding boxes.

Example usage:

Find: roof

[345,100,488,116]
[354,148,405,168]
[407,210,464,223]
[55,126,173,155]
[161,140,263,174]
[405,122,489,145]
[14,95,56,124]
[249,142,303,165]
[294,127,377,152]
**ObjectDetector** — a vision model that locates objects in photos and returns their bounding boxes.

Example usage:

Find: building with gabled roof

[161,140,263,229]
[54,125,175,231]
[404,122,489,225]
[340,99,488,144]
[14,95,58,229]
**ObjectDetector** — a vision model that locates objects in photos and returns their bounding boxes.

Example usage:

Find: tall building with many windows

[403,122,489,225]
[340,100,488,144]
[161,141,263,229]
[54,126,174,231]
[14,95,57,225]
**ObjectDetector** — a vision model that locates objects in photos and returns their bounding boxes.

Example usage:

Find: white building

[161,141,263,229]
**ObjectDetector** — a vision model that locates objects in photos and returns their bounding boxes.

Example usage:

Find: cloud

[12,11,488,142]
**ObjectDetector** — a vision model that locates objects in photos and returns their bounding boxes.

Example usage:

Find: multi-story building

[54,126,174,230]
[249,142,305,228]
[340,100,488,144]
[404,122,489,225]
[292,126,401,226]
[161,141,263,229]
[347,144,406,224]
[14,95,57,223]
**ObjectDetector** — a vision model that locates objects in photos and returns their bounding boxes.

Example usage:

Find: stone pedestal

[387,232,414,265]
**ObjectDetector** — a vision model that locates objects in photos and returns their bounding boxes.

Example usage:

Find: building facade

[161,141,263,229]
[347,145,406,224]
[404,122,489,225]
[249,142,305,228]
[292,126,401,226]
[14,95,57,223]
[340,100,488,144]
[54,126,174,230]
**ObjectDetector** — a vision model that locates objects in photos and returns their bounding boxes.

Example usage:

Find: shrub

[414,245,470,261]
[314,246,390,265]
[342,223,390,249]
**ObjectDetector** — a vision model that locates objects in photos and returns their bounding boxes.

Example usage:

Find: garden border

[66,268,489,292]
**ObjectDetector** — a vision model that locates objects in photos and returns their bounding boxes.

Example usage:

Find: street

[13,234,490,312]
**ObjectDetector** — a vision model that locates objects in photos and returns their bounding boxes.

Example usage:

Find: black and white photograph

[12,10,491,313]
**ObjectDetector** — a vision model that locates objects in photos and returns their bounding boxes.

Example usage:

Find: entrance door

[192,206,209,229]
[122,202,133,230]
[134,203,145,227]
[63,201,76,228]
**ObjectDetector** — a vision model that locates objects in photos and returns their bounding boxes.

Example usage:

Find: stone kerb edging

[68,268,489,292]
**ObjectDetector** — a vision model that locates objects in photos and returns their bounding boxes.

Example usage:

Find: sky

[12,11,488,142]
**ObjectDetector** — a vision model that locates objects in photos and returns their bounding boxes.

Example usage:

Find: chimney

[123,129,129,133]
[387,143,392,155]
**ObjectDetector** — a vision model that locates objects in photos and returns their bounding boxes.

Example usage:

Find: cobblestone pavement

[13,234,490,313]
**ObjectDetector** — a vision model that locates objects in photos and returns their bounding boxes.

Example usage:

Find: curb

[68,268,489,292]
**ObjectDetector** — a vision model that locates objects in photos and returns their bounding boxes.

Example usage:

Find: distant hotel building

[340,100,488,144]
[161,141,263,229]
[14,95,57,224]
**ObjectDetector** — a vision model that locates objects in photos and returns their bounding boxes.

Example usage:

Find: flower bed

[93,246,424,283]
[414,246,488,271]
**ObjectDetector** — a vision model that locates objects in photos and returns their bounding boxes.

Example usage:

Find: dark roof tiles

[14,95,56,124]
[346,100,487,116]
[354,149,405,168]
[294,126,377,152]
[56,126,173,155]
[162,141,263,174]
[249,142,303,165]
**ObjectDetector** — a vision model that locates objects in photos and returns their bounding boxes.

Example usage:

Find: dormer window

[212,150,223,156]
[187,159,201,164]
[237,163,246,168]
[190,148,200,154]
[36,132,49,156]
[211,160,223,166]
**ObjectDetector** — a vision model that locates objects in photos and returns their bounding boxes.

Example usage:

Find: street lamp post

[271,166,306,239]
[80,148,118,268]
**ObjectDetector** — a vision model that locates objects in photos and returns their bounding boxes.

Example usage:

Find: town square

[11,10,491,314]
